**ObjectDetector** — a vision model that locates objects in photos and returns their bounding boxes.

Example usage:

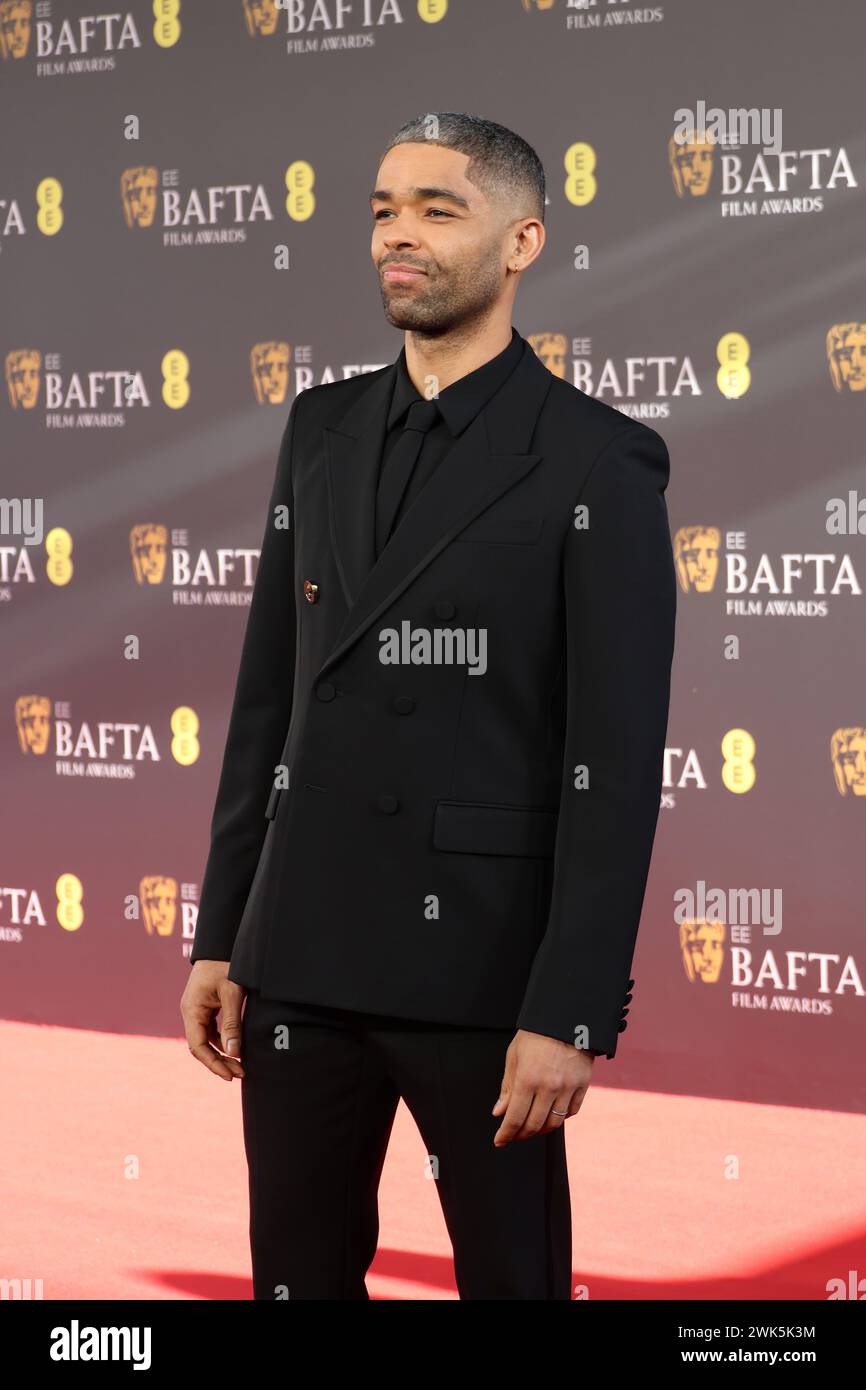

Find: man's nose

[384,231,420,247]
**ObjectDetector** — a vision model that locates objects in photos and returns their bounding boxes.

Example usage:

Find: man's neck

[403,321,514,395]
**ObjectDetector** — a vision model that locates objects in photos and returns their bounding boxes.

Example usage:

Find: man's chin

[382,302,429,331]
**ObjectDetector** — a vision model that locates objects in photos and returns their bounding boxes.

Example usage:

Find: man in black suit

[181,112,676,1300]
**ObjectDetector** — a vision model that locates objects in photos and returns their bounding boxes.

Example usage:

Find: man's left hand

[491,1029,594,1146]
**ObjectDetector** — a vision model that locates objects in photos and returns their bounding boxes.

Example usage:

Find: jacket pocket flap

[432,800,557,857]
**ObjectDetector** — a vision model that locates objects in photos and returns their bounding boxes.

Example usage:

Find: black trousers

[240,987,573,1300]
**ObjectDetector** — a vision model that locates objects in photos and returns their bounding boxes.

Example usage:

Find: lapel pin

[303,579,318,604]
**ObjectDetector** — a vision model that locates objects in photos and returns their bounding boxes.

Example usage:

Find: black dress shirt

[377,327,525,540]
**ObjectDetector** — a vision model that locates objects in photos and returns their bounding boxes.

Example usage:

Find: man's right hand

[180,960,246,1082]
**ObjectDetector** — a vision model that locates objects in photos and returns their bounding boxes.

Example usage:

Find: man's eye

[373,208,452,219]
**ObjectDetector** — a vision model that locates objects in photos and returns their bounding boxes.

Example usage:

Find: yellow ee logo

[36,178,63,236]
[286,162,315,222]
[721,728,756,793]
[171,706,200,765]
[46,528,73,586]
[152,0,181,47]
[717,332,751,399]
[162,349,190,409]
[57,873,84,933]
[564,144,597,207]
[418,0,448,19]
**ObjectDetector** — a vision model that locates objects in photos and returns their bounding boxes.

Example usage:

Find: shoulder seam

[572,424,645,509]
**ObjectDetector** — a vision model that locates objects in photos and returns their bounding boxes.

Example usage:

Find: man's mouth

[382,265,427,283]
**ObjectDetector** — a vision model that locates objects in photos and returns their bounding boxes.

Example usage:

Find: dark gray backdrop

[2,0,863,1111]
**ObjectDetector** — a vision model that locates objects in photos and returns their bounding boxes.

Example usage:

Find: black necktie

[376,398,440,554]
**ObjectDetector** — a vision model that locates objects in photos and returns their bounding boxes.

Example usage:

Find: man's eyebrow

[370,186,471,211]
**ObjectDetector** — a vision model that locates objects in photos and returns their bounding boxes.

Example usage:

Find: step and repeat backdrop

[2,0,863,1111]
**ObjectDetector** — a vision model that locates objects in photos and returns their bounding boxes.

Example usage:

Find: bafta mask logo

[826,323,866,393]
[528,332,568,380]
[120,167,159,229]
[140,875,178,937]
[831,727,866,797]
[130,524,168,585]
[520,0,556,10]
[674,525,720,593]
[242,0,280,37]
[6,349,41,409]
[251,342,290,404]
[680,918,725,984]
[0,0,31,59]
[669,131,714,198]
[15,694,51,754]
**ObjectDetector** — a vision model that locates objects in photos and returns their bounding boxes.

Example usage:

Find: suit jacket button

[377,794,399,814]
[393,695,415,715]
[316,682,336,702]
[434,601,456,620]
[303,579,319,604]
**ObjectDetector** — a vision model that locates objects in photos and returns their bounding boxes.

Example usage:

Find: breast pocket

[453,517,544,545]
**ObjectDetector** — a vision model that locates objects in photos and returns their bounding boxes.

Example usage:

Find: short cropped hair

[381,112,546,224]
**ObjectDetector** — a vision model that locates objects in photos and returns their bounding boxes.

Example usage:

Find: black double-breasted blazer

[190,334,676,1059]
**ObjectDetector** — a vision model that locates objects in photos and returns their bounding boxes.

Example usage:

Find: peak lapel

[318,338,554,683]
[324,363,396,609]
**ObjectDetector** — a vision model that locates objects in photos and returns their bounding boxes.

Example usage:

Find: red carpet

[5,1018,864,1301]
